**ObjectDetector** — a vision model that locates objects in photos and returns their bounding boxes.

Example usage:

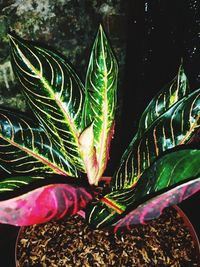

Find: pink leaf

[0,183,93,226]
[114,178,200,233]
[79,124,99,185]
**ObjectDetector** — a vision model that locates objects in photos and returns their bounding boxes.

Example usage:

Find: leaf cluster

[0,25,199,231]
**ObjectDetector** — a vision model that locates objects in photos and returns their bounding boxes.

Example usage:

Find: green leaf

[0,108,77,176]
[113,177,200,232]
[87,148,200,229]
[112,88,200,189]
[82,25,118,184]
[138,65,190,137]
[9,34,85,172]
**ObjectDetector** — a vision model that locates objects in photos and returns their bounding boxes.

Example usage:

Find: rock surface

[0,0,128,111]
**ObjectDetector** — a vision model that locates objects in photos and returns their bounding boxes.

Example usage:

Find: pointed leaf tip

[97,24,107,39]
[83,22,118,183]
[8,33,20,46]
[98,24,103,31]
[9,33,86,173]
[8,33,15,40]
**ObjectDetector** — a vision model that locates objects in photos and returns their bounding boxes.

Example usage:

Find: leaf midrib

[95,30,109,179]
[0,134,69,176]
[14,41,81,157]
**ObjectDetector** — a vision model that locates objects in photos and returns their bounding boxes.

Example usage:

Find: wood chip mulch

[16,207,200,267]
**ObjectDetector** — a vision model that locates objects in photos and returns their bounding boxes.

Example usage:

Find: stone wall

[0,0,129,111]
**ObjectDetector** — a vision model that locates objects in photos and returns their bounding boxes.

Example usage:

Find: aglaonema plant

[0,25,199,233]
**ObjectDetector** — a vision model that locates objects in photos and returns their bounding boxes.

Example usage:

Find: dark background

[119,0,200,240]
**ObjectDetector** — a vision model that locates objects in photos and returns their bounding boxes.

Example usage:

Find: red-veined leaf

[112,89,200,189]
[0,108,76,176]
[83,25,118,184]
[86,148,200,229]
[138,64,190,137]
[9,34,85,172]
[113,178,200,232]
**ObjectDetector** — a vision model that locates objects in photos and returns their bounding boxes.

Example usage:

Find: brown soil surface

[16,207,200,267]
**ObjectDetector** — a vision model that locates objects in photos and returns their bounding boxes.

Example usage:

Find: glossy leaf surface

[86,149,200,229]
[0,175,93,226]
[114,178,200,232]
[83,25,118,184]
[9,35,85,172]
[112,89,200,190]
[0,108,76,176]
[138,65,190,137]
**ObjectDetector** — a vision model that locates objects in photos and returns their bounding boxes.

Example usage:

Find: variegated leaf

[79,124,99,185]
[83,25,118,184]
[138,64,190,137]
[113,178,200,232]
[112,89,200,190]
[9,34,85,172]
[187,126,200,146]
[0,108,76,176]
[86,148,200,229]
[0,174,93,226]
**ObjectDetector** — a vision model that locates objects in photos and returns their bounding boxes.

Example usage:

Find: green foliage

[112,87,199,190]
[87,149,200,229]
[86,60,200,229]
[83,25,118,184]
[0,25,199,230]
[6,25,117,186]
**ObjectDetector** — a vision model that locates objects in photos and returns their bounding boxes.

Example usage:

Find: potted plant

[0,25,199,266]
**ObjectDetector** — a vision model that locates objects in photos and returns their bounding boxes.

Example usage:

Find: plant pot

[173,205,200,256]
[15,205,200,266]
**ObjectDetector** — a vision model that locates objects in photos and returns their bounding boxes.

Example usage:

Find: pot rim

[14,205,200,266]
[172,205,200,258]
